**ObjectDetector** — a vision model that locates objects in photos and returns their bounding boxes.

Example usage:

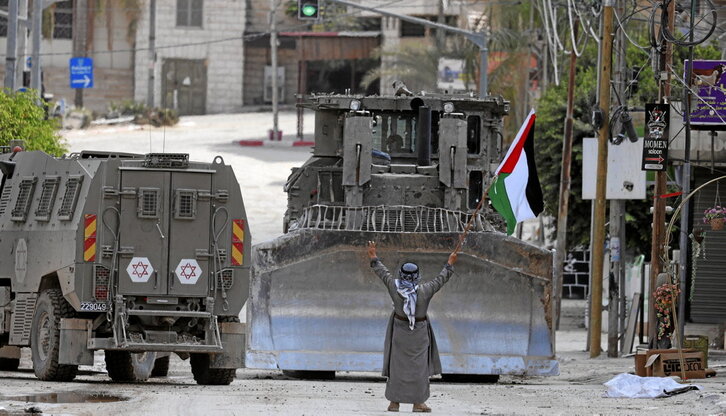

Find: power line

[0,1,410,59]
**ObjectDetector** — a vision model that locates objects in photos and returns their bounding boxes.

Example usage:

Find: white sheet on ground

[603,373,702,398]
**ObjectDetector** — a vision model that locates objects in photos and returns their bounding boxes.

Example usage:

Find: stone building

[0,0,136,113]
[134,0,246,115]
[242,0,380,107]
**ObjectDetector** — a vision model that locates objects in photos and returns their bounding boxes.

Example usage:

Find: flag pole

[453,177,496,254]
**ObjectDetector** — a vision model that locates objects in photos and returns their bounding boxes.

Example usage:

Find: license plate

[80,302,108,312]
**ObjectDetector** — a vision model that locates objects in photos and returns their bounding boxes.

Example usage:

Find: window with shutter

[174,189,197,220]
[58,176,83,220]
[138,188,160,218]
[35,176,60,221]
[11,177,37,222]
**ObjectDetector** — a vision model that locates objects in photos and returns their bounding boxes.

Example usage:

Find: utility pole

[3,0,18,90]
[590,1,614,359]
[436,0,445,50]
[677,0,697,347]
[553,22,578,330]
[15,0,28,89]
[30,0,42,95]
[608,0,628,358]
[73,0,88,108]
[147,0,157,108]
[648,0,675,346]
[270,0,279,140]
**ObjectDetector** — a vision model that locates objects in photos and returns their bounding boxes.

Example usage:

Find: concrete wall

[134,0,246,114]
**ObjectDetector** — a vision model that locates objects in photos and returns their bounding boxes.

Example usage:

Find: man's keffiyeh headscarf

[395,263,420,330]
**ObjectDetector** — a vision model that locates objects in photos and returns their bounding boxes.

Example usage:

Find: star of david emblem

[126,257,154,283]
[175,259,202,285]
[131,261,149,278]
[179,263,196,280]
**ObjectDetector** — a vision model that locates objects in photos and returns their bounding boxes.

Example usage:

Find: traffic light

[298,0,320,20]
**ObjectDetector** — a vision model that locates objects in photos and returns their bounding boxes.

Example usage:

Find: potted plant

[703,206,726,230]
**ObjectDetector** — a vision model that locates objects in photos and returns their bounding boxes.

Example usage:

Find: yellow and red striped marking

[231,219,244,266]
[84,214,97,262]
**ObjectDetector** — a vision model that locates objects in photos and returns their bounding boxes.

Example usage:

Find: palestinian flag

[489,109,544,235]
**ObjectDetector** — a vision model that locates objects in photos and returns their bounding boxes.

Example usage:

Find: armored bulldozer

[247,92,558,379]
[0,148,249,384]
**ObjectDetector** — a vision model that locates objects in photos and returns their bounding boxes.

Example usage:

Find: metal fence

[293,204,492,233]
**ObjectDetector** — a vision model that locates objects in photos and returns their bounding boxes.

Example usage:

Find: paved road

[1,114,723,415]
[1,330,724,415]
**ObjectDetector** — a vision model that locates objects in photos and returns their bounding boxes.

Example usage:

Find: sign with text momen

[69,57,94,89]
[686,60,726,128]
[642,103,670,171]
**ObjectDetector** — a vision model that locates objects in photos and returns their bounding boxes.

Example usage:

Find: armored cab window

[58,175,83,220]
[431,112,440,154]
[317,171,343,203]
[174,189,197,219]
[35,176,60,221]
[467,115,481,154]
[11,177,37,222]
[373,113,417,155]
[138,188,160,218]
[468,171,483,209]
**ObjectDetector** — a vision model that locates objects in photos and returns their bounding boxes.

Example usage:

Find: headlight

[443,102,455,113]
[349,100,361,111]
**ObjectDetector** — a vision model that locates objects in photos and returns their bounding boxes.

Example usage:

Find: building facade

[0,0,135,113]
[134,0,246,115]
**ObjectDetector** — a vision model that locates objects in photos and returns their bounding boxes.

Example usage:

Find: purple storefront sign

[685,60,726,127]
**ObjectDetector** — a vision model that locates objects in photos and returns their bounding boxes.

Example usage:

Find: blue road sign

[69,57,94,89]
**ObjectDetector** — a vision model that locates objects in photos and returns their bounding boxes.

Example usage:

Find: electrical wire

[566,0,584,57]
[660,0,717,47]
[614,7,650,55]
[0,0,407,59]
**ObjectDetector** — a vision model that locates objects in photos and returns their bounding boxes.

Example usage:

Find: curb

[238,139,314,147]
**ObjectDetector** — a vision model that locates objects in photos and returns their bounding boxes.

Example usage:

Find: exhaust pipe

[417,106,431,166]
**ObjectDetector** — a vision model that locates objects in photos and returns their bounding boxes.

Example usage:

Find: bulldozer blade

[247,230,558,377]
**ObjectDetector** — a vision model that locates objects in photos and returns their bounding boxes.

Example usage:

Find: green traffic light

[301,4,317,17]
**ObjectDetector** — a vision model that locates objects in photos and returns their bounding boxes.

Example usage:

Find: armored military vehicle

[246,92,558,380]
[0,147,249,384]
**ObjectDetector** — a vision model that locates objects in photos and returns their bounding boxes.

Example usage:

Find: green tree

[0,90,67,156]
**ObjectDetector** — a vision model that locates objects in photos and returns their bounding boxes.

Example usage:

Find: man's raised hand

[448,251,458,266]
[367,241,377,259]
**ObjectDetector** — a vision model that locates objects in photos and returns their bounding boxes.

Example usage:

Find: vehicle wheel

[105,350,157,382]
[190,353,235,385]
[441,373,499,383]
[151,355,170,377]
[282,370,336,380]
[30,288,78,381]
[0,357,20,371]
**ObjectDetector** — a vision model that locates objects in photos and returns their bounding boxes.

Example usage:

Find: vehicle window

[431,112,440,154]
[372,113,418,155]
[11,177,37,222]
[467,115,481,154]
[468,171,483,209]
[0,170,8,217]
[58,175,83,220]
[35,176,60,221]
